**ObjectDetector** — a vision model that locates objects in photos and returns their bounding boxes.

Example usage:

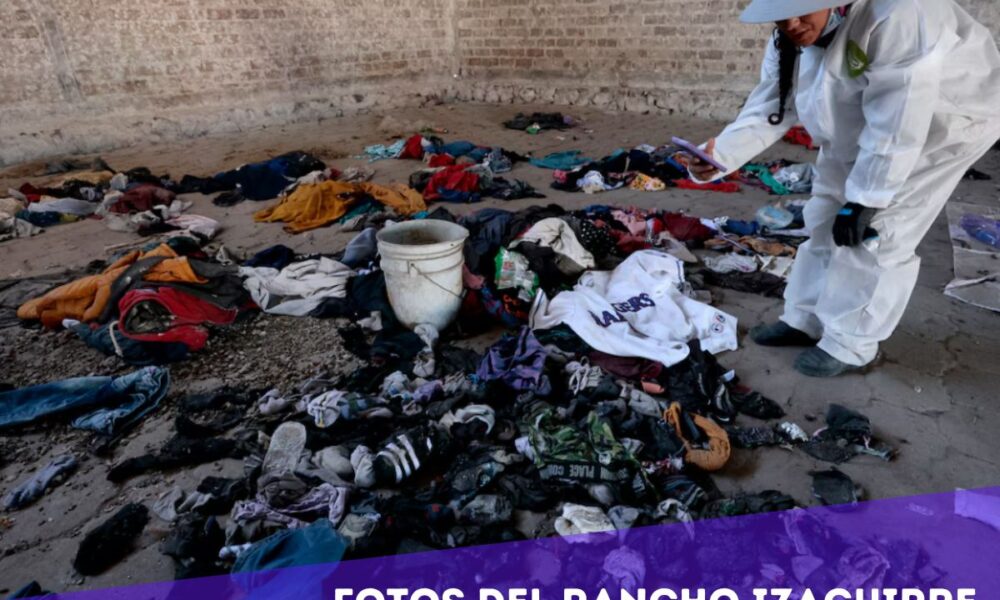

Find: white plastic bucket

[377,220,470,331]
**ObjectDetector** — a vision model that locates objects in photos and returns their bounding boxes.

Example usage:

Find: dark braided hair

[769,29,801,125]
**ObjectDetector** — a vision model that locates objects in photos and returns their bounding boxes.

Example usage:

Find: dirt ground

[1,102,999,594]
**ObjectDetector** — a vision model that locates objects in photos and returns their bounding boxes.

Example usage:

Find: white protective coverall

[703,0,1000,365]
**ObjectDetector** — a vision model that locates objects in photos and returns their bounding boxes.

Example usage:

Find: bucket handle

[407,261,465,300]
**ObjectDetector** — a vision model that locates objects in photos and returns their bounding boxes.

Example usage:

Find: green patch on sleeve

[846,40,870,78]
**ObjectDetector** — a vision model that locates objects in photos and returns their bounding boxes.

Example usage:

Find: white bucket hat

[740,0,847,23]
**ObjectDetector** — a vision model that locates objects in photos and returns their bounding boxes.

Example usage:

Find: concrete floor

[0,103,999,593]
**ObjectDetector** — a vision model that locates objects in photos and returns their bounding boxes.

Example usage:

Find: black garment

[698,269,787,298]
[161,513,226,579]
[73,503,150,575]
[133,269,248,312]
[811,468,860,505]
[244,244,296,270]
[437,345,483,376]
[460,209,514,276]
[511,242,577,294]
[443,445,513,503]
[963,168,992,181]
[635,416,686,462]
[213,189,245,207]
[801,403,891,463]
[534,324,592,355]
[179,389,255,412]
[371,330,424,367]
[731,388,785,419]
[310,271,400,331]
[495,473,556,511]
[824,403,872,440]
[174,410,241,438]
[485,178,546,201]
[108,436,248,482]
[98,256,170,323]
[659,341,736,423]
[123,167,172,186]
[552,149,688,192]
[195,477,248,515]
[503,112,573,131]
[801,439,858,464]
[177,151,325,200]
[503,204,567,245]
[701,490,797,518]
[727,425,781,449]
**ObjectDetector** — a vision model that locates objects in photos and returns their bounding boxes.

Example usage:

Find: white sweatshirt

[529,250,737,366]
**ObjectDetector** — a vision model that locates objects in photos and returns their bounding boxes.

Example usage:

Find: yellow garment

[358,182,425,216]
[629,173,667,192]
[59,170,113,186]
[254,181,426,234]
[17,244,205,329]
[664,403,731,472]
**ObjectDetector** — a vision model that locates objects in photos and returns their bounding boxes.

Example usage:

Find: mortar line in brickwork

[446,0,460,76]
[26,0,83,104]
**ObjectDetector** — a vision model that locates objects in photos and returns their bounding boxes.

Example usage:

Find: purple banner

[33,487,1000,600]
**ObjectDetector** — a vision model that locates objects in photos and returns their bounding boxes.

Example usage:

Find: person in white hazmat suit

[686,0,1000,377]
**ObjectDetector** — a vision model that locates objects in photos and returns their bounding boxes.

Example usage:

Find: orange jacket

[17,244,206,329]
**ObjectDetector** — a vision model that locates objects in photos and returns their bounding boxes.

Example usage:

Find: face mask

[822,6,849,37]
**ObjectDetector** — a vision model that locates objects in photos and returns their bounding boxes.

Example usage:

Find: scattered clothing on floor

[254,181,425,233]
[240,258,354,316]
[0,367,169,436]
[73,503,150,576]
[2,454,78,511]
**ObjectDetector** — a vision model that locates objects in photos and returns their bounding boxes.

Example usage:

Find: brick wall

[454,0,770,115]
[452,0,1000,117]
[0,0,458,164]
[2,0,998,165]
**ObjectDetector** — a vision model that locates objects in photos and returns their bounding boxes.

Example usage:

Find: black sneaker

[749,321,818,347]
[794,347,870,377]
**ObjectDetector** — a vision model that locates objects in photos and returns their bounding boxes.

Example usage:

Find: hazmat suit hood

[741,0,853,23]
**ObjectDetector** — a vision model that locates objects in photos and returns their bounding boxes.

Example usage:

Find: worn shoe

[750,321,818,347]
[793,347,866,377]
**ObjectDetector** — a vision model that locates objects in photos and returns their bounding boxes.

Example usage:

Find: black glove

[833,202,878,247]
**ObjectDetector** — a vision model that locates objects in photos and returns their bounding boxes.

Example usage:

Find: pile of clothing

[1,193,901,583]
[0,196,42,242]
[738,160,816,195]
[542,144,814,198]
[360,135,544,204]
[692,202,813,297]
[2,159,222,239]
[543,145,740,194]
[15,237,250,365]
[110,254,892,579]
[176,151,327,202]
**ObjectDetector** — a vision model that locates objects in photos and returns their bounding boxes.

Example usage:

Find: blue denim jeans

[0,366,169,436]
